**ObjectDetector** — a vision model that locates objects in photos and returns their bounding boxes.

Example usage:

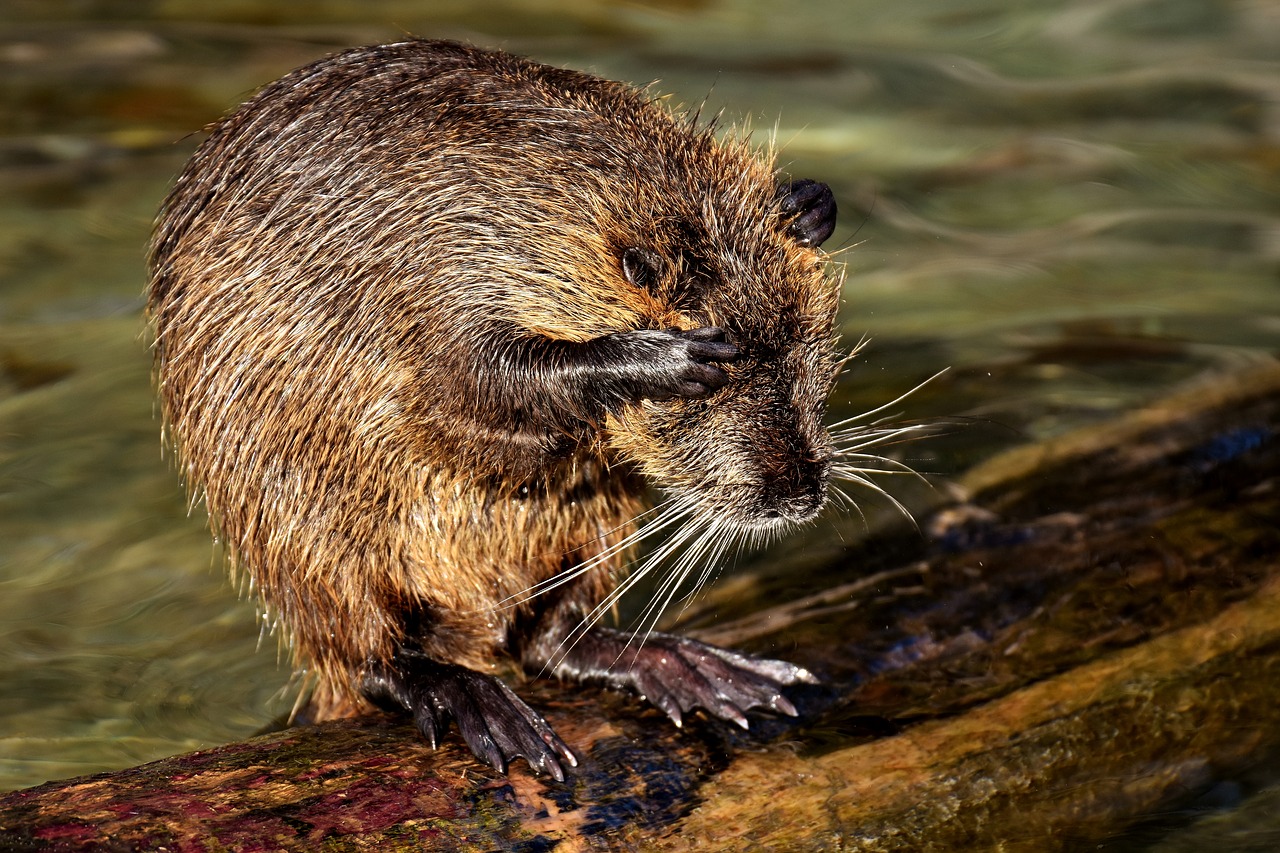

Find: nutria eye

[621,247,663,290]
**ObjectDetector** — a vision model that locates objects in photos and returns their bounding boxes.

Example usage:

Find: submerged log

[2,361,1279,851]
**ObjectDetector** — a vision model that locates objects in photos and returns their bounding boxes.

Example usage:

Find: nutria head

[602,160,842,535]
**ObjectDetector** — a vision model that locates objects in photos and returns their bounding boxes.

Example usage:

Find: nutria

[147,38,840,780]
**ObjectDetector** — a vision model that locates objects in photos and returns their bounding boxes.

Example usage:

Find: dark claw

[362,652,577,781]
[678,326,729,342]
[778,178,837,248]
[680,328,741,365]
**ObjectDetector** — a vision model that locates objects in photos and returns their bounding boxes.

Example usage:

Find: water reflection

[0,0,1275,811]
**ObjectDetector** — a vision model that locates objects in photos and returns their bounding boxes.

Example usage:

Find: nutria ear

[779,179,837,248]
[621,247,665,290]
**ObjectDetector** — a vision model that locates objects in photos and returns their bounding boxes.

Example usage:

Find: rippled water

[1,0,1276,797]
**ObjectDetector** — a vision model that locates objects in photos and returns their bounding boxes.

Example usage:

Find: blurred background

[1,0,1276,795]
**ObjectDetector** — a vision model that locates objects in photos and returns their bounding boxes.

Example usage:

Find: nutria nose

[762,455,830,523]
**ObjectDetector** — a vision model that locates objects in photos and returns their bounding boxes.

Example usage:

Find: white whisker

[669,521,743,626]
[827,368,948,430]
[495,496,686,610]
[624,516,726,664]
[680,522,734,607]
[829,484,869,524]
[540,496,706,671]
[832,420,935,443]
[830,466,919,526]
[830,336,870,382]
[833,455,927,478]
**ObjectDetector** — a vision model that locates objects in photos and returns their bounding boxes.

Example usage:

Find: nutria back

[148,38,840,778]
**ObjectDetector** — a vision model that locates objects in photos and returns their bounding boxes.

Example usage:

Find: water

[1,0,1276,802]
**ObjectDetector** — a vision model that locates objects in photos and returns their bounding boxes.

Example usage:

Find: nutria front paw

[779,179,837,248]
[361,652,577,781]
[622,633,817,727]
[555,626,816,728]
[605,326,740,402]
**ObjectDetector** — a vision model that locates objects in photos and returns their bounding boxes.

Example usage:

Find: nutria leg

[778,179,837,247]
[511,326,740,413]
[583,326,740,403]
[543,626,817,728]
[361,650,576,781]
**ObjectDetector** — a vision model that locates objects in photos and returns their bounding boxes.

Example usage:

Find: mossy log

[2,362,1279,851]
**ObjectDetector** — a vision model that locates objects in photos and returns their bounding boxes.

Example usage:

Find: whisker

[830,467,919,527]
[540,497,704,671]
[828,367,949,430]
[662,518,728,618]
[622,515,731,666]
[625,533,706,660]
[829,483,869,525]
[832,419,936,441]
[833,453,930,478]
[831,335,870,382]
[495,496,685,610]
[679,522,735,608]
[626,512,715,631]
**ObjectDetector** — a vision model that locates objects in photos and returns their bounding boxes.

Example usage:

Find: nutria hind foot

[361,651,577,781]
[551,626,818,729]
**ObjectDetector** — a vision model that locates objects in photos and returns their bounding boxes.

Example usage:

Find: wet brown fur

[147,40,840,721]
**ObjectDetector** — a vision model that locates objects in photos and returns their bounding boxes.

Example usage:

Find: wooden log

[2,361,1278,851]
